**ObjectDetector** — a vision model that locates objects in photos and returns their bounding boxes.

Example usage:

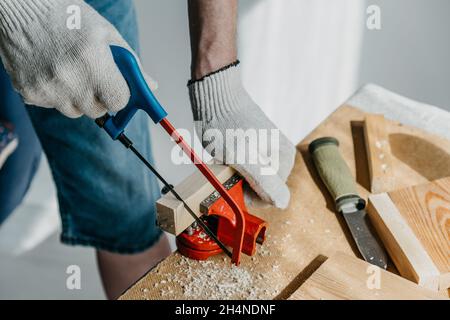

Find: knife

[309,137,388,269]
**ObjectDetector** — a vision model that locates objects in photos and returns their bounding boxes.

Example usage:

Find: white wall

[135,0,194,184]
[359,0,450,110]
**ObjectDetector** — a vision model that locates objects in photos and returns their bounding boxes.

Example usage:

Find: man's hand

[0,0,156,118]
[189,64,296,209]
[188,0,296,209]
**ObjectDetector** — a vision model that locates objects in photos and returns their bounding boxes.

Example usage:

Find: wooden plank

[389,178,450,290]
[157,165,234,235]
[363,114,396,193]
[290,252,446,300]
[120,106,450,300]
[367,193,441,290]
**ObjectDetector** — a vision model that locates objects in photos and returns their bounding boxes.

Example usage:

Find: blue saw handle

[100,45,168,140]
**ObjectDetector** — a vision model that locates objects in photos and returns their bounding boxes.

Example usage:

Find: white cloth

[348,84,450,140]
[238,0,365,143]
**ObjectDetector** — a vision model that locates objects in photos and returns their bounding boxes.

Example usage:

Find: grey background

[359,0,450,109]
[0,0,449,299]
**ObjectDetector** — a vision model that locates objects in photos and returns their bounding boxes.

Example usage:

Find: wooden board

[289,252,446,300]
[157,165,234,235]
[120,105,450,300]
[368,178,450,291]
[363,114,396,193]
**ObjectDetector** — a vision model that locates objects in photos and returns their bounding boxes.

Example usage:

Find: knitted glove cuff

[189,61,247,122]
[0,0,54,36]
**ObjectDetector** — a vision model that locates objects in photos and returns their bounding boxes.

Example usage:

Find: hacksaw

[95,46,267,266]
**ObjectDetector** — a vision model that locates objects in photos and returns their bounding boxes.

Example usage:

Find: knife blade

[342,208,388,269]
[309,137,388,269]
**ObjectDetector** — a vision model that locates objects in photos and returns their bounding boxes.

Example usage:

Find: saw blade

[342,209,388,269]
[120,137,232,259]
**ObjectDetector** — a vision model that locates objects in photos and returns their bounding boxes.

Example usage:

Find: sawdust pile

[145,255,281,300]
[135,231,301,300]
[180,259,260,299]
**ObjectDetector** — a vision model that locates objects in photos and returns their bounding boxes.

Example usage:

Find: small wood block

[363,114,396,193]
[368,177,450,291]
[157,164,235,235]
[290,252,446,300]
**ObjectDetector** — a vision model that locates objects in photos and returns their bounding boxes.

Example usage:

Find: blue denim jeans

[0,0,162,253]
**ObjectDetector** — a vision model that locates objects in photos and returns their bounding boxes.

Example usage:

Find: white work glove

[0,0,156,118]
[189,63,296,209]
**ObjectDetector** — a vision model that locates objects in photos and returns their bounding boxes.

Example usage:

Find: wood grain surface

[363,114,396,193]
[290,252,447,300]
[390,178,450,290]
[368,193,441,290]
[120,105,450,300]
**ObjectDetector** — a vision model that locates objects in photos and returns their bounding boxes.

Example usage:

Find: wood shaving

[156,256,278,299]
[136,233,288,300]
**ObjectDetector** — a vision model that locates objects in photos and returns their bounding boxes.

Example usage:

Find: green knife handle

[309,137,362,211]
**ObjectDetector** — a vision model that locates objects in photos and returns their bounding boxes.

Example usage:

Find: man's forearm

[188,0,238,80]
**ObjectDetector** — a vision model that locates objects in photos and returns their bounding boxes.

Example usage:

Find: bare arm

[188,0,238,80]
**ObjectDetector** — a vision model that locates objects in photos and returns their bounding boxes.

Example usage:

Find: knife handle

[309,137,361,210]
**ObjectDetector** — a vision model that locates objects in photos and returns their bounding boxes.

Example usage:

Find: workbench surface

[120,105,450,300]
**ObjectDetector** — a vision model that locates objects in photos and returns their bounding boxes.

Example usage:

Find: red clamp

[160,119,250,265]
[177,175,267,261]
